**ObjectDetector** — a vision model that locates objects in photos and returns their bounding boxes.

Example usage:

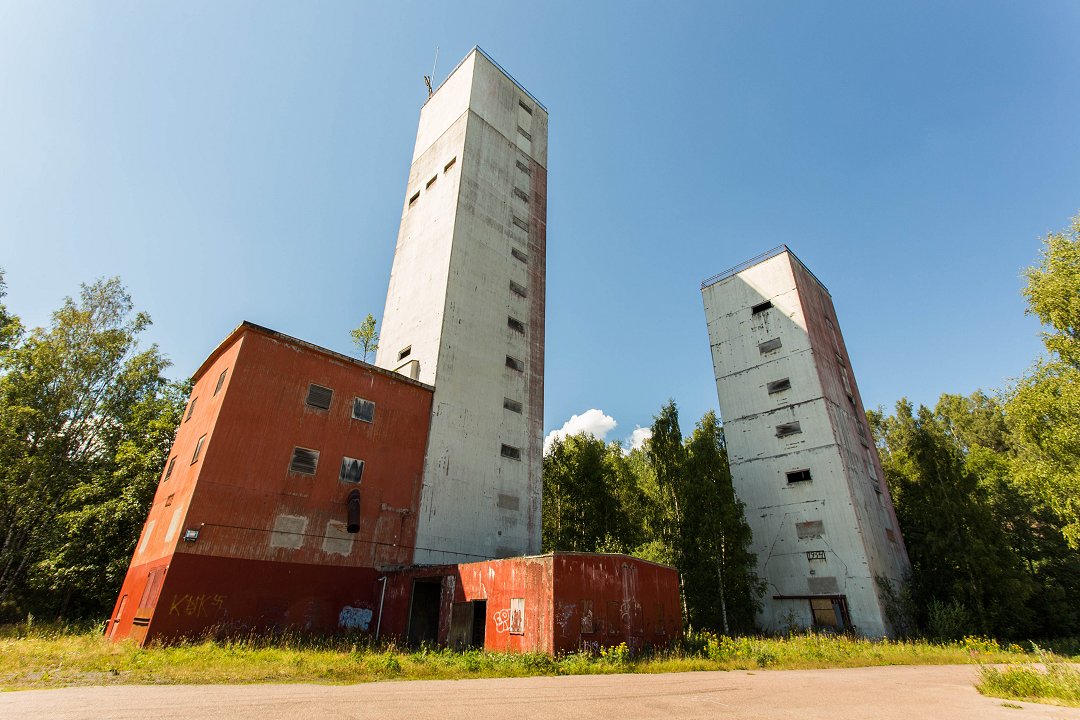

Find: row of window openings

[407,156,458,207]
[288,447,365,483]
[305,384,376,423]
[183,368,229,423]
[398,352,525,373]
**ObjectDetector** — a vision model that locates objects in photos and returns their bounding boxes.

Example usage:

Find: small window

[289,447,320,475]
[515,159,531,175]
[513,187,529,203]
[776,421,802,438]
[512,216,530,232]
[443,157,456,172]
[786,469,812,483]
[767,378,791,394]
[164,494,174,507]
[503,397,523,414]
[511,247,528,264]
[214,369,228,396]
[352,397,375,423]
[507,316,526,334]
[163,457,176,482]
[506,355,524,372]
[516,126,532,141]
[408,191,420,207]
[518,99,533,115]
[398,345,412,361]
[306,384,333,410]
[509,280,527,298]
[501,444,521,460]
[185,397,197,422]
[751,300,773,314]
[339,456,365,484]
[759,338,782,354]
[191,434,206,464]
[426,175,437,189]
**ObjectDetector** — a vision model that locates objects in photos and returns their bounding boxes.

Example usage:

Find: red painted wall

[108,323,434,644]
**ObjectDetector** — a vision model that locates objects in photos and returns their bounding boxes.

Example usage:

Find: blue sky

[2,1,1078,448]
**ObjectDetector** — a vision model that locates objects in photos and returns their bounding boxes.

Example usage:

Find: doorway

[407,578,443,646]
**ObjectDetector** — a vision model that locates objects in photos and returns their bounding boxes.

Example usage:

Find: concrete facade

[701,247,910,637]
[376,47,547,563]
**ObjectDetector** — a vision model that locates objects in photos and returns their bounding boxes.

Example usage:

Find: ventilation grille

[289,447,320,475]
[306,384,333,410]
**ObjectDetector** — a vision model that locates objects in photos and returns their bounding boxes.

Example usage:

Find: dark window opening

[444,157,456,172]
[191,434,206,464]
[352,397,375,423]
[163,457,176,482]
[810,597,851,631]
[776,421,802,438]
[510,280,527,298]
[518,99,533,114]
[511,247,528,263]
[506,355,524,372]
[516,126,532,141]
[759,338,782,354]
[501,444,521,460]
[185,397,197,422]
[787,469,812,483]
[751,300,773,314]
[426,175,437,189]
[306,384,333,410]
[164,494,174,507]
[507,316,526,334]
[289,447,319,475]
[513,187,529,203]
[214,369,227,396]
[847,393,856,408]
[767,378,791,394]
[515,159,531,175]
[512,215,530,232]
[398,345,412,361]
[504,397,523,413]
[339,457,364,484]
[408,191,420,207]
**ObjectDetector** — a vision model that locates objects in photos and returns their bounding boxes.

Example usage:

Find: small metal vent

[306,384,333,410]
[352,398,375,423]
[759,338,782,354]
[339,457,364,484]
[501,444,521,460]
[767,378,791,394]
[289,447,320,475]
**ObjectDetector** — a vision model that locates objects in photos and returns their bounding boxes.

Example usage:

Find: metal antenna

[423,46,440,97]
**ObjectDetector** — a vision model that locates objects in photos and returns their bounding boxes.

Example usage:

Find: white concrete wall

[702,250,910,637]
[377,48,546,564]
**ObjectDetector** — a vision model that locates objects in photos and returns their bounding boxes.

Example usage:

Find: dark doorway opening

[407,578,442,646]
[471,600,486,648]
[447,599,487,650]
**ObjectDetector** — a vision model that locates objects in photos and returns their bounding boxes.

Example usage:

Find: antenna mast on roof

[423,46,439,97]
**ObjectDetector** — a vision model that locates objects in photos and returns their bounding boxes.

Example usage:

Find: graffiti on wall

[168,593,226,617]
[338,605,374,631]
[492,608,511,633]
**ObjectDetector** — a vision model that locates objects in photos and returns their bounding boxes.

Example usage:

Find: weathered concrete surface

[3,665,1078,720]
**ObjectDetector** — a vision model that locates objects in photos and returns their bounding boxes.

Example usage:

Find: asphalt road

[3,664,1078,720]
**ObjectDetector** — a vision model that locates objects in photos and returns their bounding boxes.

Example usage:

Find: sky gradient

[2,1,1078,448]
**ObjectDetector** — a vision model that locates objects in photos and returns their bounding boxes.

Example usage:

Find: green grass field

[976,647,1080,708]
[5,624,1076,696]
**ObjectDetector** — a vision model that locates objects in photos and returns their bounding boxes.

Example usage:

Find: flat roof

[700,244,830,295]
[191,320,434,393]
[424,45,548,113]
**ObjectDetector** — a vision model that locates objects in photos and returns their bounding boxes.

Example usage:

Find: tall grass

[0,623,1073,692]
[978,647,1080,708]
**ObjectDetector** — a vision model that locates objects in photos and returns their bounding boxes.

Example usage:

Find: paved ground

[3,664,1078,720]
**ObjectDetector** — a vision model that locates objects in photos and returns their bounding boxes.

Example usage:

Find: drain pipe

[375,576,388,642]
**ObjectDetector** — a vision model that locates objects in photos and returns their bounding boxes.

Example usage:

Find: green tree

[1008,213,1080,547]
[350,313,380,362]
[680,411,762,634]
[0,278,185,620]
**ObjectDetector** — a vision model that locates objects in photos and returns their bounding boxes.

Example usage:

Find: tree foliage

[350,313,380,363]
[1008,213,1080,547]
[0,277,186,620]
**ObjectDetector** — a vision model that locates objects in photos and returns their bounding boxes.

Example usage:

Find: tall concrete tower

[701,246,909,637]
[376,48,546,564]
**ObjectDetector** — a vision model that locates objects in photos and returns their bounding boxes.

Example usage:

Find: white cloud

[543,409,617,454]
[625,426,652,454]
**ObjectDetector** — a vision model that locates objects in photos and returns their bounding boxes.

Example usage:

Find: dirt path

[2,664,1077,719]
